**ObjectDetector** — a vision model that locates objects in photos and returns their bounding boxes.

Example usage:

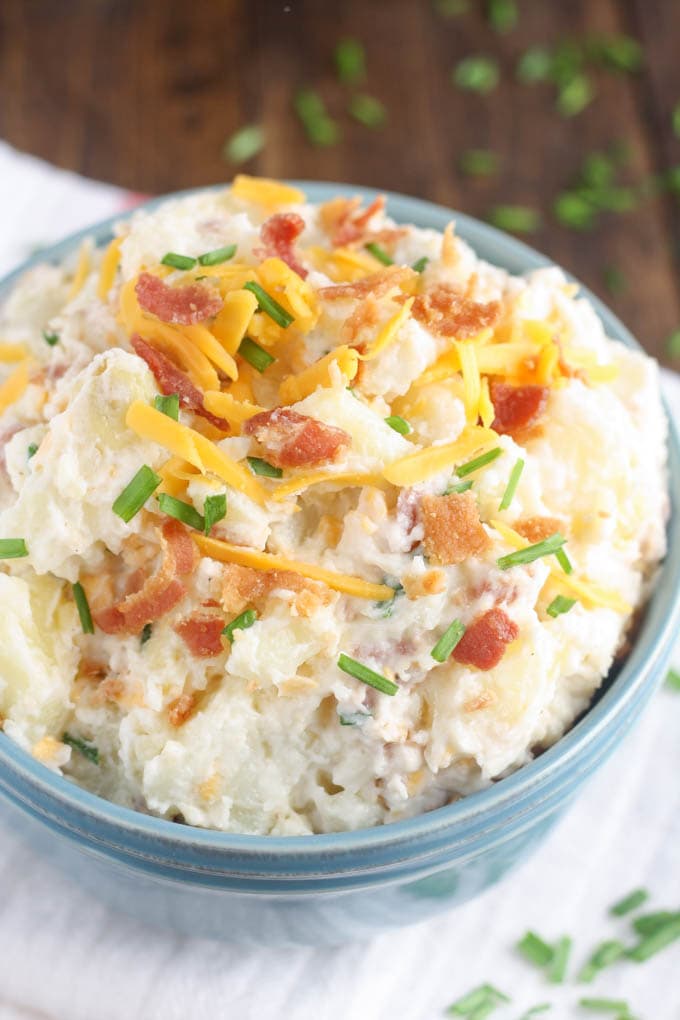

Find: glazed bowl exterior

[0,183,678,947]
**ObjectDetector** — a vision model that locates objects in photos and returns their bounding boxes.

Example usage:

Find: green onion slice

[0,538,28,559]
[364,242,393,266]
[633,910,680,936]
[499,457,524,511]
[161,252,197,270]
[459,148,499,177]
[546,595,576,618]
[337,653,398,696]
[578,998,632,1015]
[516,931,554,967]
[158,492,205,531]
[518,1007,552,1019]
[154,393,180,420]
[198,244,237,266]
[349,94,387,129]
[446,983,510,1016]
[72,582,94,634]
[666,669,680,691]
[62,732,99,765]
[223,609,258,642]
[412,256,429,273]
[487,204,542,234]
[223,124,265,165]
[555,546,573,574]
[452,56,500,95]
[27,443,38,459]
[498,533,566,571]
[42,330,60,347]
[140,623,153,646]
[445,479,474,495]
[578,940,626,983]
[247,456,282,478]
[243,280,294,328]
[431,620,466,663]
[204,493,227,534]
[456,446,502,478]
[385,415,412,435]
[627,915,680,962]
[548,936,571,984]
[112,466,161,523]
[335,37,366,84]
[610,888,649,917]
[238,336,275,373]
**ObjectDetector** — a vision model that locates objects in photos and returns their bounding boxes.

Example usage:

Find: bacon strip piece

[319,265,415,301]
[94,520,196,635]
[319,195,387,247]
[131,335,230,431]
[490,382,548,437]
[135,271,222,325]
[514,515,565,543]
[256,213,308,279]
[243,407,351,468]
[411,284,500,339]
[174,614,225,657]
[453,608,519,671]
[421,492,489,565]
[221,563,332,617]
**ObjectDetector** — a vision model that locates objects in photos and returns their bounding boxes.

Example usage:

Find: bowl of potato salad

[0,177,677,945]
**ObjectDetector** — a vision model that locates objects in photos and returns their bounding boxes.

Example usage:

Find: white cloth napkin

[0,141,678,1020]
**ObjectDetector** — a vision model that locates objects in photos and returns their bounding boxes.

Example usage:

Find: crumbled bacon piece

[168,692,196,728]
[135,271,222,325]
[94,520,196,635]
[490,382,549,437]
[514,515,565,543]
[341,295,382,343]
[256,212,308,278]
[174,614,225,657]
[221,563,331,617]
[319,195,386,247]
[453,608,519,671]
[243,407,350,468]
[319,265,415,301]
[411,284,500,339]
[131,335,229,431]
[421,492,490,565]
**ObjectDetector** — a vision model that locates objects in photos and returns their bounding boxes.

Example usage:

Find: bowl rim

[1,179,679,858]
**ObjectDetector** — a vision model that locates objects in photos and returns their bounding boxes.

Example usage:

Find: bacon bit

[514,515,566,543]
[402,568,447,599]
[464,690,496,713]
[453,608,519,671]
[243,407,351,468]
[363,227,409,248]
[396,488,422,551]
[421,492,489,566]
[93,520,196,635]
[256,212,308,279]
[168,692,196,728]
[135,271,222,325]
[319,265,415,301]
[221,563,331,616]
[174,614,225,657]
[319,195,386,247]
[78,659,108,681]
[131,335,230,431]
[490,382,549,437]
[341,294,382,343]
[411,284,501,339]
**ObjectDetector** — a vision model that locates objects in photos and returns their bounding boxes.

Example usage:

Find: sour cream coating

[0,176,668,835]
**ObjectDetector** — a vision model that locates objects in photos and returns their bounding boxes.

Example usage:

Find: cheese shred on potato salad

[0,177,668,834]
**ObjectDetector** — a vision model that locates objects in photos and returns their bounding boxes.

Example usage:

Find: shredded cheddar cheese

[455,340,481,424]
[0,360,31,416]
[279,345,359,404]
[0,343,28,363]
[230,175,305,209]
[384,426,498,486]
[359,298,414,361]
[306,245,381,282]
[203,391,264,427]
[211,289,258,354]
[180,324,238,380]
[272,471,387,502]
[97,236,123,300]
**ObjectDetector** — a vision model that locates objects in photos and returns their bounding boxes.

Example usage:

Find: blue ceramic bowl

[0,183,679,947]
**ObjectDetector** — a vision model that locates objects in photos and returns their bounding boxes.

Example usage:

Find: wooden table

[1,0,679,366]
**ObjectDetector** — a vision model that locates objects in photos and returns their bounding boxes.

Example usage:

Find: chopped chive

[487,205,542,234]
[546,595,576,618]
[203,493,227,535]
[42,330,59,347]
[632,910,680,936]
[459,148,499,177]
[452,56,500,95]
[578,940,627,983]
[154,393,180,421]
[349,94,387,128]
[666,668,680,691]
[556,73,595,117]
[335,37,366,84]
[247,456,282,478]
[385,415,412,435]
[498,533,566,571]
[412,256,429,273]
[554,192,597,231]
[674,102,680,139]
[338,710,372,726]
[161,252,197,270]
[27,443,38,459]
[555,547,573,574]
[445,479,474,495]
[222,609,258,642]
[578,999,632,1015]
[431,620,466,662]
[603,265,627,295]
[666,329,680,359]
[376,578,403,618]
[516,46,553,83]
[456,446,502,478]
[62,732,99,765]
[243,280,294,328]
[112,465,161,523]
[610,888,649,916]
[72,582,94,635]
[0,538,28,559]
[627,915,680,961]
[238,336,275,373]
[590,34,643,73]
[499,458,524,511]
[446,983,510,1016]
[223,124,265,165]
[517,931,555,968]
[518,1008,552,1019]
[140,623,153,646]
[294,89,341,147]
[198,244,237,266]
[487,0,517,34]
[364,241,393,266]
[548,936,572,984]
[158,492,205,531]
[337,653,398,696]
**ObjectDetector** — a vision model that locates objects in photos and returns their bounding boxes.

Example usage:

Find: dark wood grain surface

[1,0,679,366]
